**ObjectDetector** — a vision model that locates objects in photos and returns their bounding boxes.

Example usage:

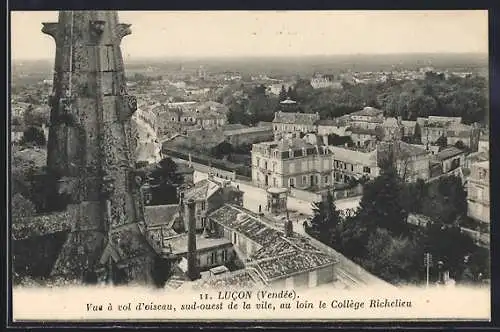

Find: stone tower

[42,11,157,285]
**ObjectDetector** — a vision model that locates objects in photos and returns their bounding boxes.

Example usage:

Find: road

[194,171,360,218]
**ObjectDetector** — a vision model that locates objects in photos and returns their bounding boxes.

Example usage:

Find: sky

[10,10,488,60]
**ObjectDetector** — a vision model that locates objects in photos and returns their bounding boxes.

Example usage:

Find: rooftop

[272,111,320,125]
[144,204,179,227]
[192,268,263,290]
[183,178,222,201]
[209,204,337,281]
[350,107,384,117]
[434,146,465,161]
[223,125,273,136]
[163,234,232,255]
[330,145,378,166]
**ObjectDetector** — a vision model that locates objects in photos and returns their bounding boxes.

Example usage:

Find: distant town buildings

[310,73,343,90]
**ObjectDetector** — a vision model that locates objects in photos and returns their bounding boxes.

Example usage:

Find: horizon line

[12,51,489,62]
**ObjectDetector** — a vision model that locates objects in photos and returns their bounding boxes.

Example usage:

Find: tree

[421,175,467,225]
[355,159,409,236]
[454,140,466,150]
[20,126,46,147]
[361,228,422,284]
[423,224,476,281]
[211,141,233,159]
[287,86,298,101]
[413,122,422,144]
[308,191,341,246]
[11,193,36,220]
[278,85,288,102]
[435,135,448,149]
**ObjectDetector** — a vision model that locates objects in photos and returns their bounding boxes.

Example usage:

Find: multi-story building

[310,74,342,89]
[272,111,320,140]
[252,136,334,190]
[330,146,380,184]
[223,125,274,147]
[432,146,466,175]
[478,131,489,152]
[348,107,384,129]
[467,161,490,223]
[378,141,432,182]
[180,176,244,232]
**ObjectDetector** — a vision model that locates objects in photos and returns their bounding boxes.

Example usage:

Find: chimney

[284,218,293,237]
[284,209,293,237]
[185,198,200,280]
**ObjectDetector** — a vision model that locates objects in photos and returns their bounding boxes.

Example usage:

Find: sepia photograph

[9,9,490,322]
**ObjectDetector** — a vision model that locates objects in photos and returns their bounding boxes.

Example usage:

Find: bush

[20,126,46,147]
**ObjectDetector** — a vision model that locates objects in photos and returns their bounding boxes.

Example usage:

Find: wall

[289,187,321,202]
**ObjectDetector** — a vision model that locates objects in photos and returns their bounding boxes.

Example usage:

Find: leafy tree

[454,140,466,150]
[308,191,341,246]
[211,141,234,159]
[423,224,476,281]
[421,175,467,225]
[413,122,422,144]
[20,126,46,147]
[361,228,422,284]
[356,160,409,236]
[11,193,36,220]
[287,86,298,101]
[278,85,288,102]
[435,135,448,149]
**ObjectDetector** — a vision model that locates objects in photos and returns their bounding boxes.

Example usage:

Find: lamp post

[424,252,433,288]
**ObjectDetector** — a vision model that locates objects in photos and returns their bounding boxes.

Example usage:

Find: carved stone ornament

[90,20,106,35]
[101,174,116,197]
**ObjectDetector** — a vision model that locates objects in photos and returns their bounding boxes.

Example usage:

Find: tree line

[218,72,487,126]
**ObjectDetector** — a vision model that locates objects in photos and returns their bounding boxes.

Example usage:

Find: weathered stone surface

[40,11,156,285]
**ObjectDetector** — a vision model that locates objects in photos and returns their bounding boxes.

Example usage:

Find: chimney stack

[185,198,200,280]
[284,218,293,237]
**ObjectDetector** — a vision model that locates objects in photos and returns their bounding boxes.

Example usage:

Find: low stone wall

[289,188,321,202]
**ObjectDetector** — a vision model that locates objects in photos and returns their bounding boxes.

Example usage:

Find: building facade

[467,161,490,223]
[272,111,320,140]
[252,137,334,190]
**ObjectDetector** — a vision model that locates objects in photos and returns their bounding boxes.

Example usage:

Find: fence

[289,187,322,202]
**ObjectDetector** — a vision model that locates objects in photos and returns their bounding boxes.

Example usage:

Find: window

[302,176,307,185]
[363,166,371,174]
[232,232,238,245]
[264,161,268,169]
[351,164,354,172]
[273,178,277,187]
[211,252,217,265]
[201,217,207,228]
[324,176,329,184]
[272,162,277,172]
[222,249,227,262]
[201,201,206,211]
[289,178,295,187]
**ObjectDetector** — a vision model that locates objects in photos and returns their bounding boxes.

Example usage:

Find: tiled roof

[434,146,464,161]
[224,126,273,136]
[347,126,379,136]
[272,111,319,125]
[163,234,232,255]
[350,107,384,117]
[192,268,263,289]
[377,141,429,162]
[144,204,179,227]
[382,117,399,127]
[209,204,337,281]
[183,178,221,201]
[330,146,378,166]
